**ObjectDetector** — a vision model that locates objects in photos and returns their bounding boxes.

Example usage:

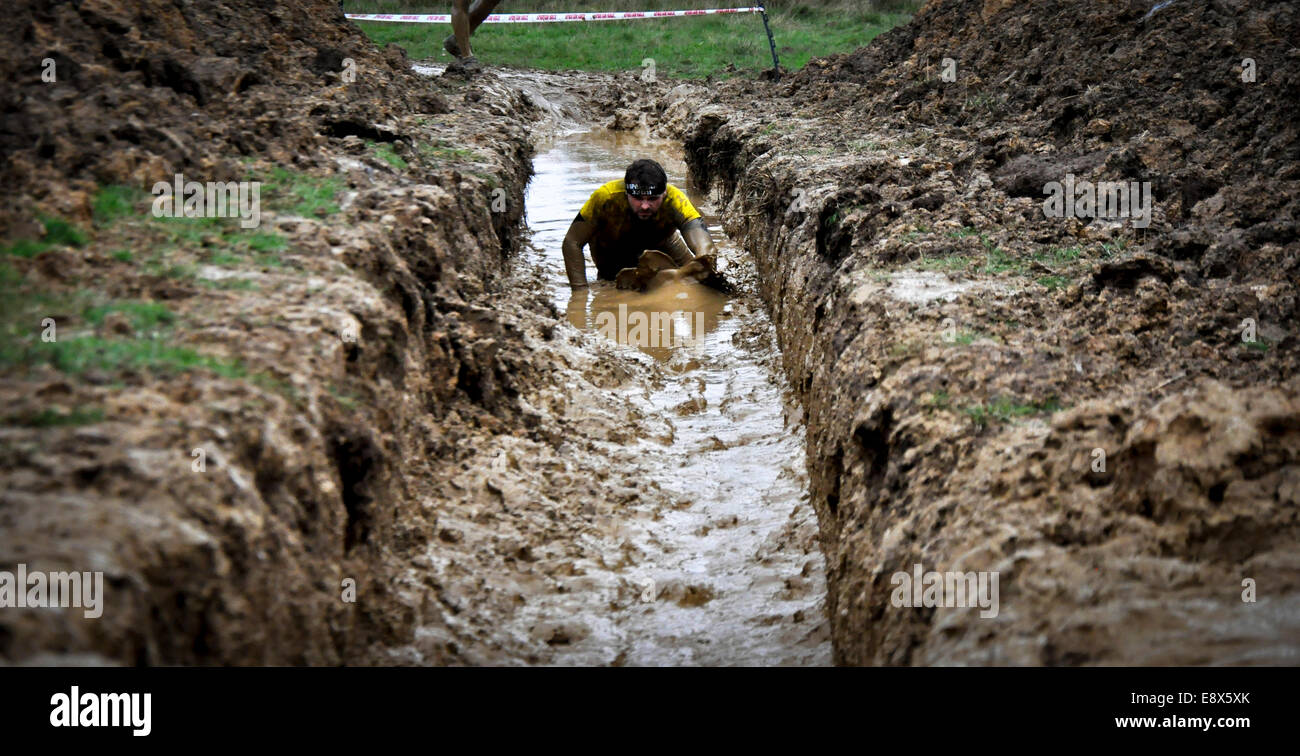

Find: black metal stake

[759,3,780,76]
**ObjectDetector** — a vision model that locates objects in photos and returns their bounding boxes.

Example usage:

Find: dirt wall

[664,0,1299,664]
[0,1,551,664]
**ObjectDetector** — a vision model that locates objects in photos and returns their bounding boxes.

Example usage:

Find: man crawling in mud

[562,158,723,290]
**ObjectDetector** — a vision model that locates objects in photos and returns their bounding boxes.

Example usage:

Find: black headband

[625,181,665,197]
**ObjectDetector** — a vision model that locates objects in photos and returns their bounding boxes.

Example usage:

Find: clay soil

[662,0,1299,664]
[2,0,1297,666]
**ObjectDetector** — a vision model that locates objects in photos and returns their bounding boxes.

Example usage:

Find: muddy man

[445,0,503,64]
[563,159,721,290]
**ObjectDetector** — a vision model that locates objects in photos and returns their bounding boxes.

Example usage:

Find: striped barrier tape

[344,8,764,23]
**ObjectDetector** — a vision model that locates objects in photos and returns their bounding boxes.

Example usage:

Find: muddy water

[511,127,831,665]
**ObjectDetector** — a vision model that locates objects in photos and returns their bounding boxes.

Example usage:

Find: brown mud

[659,0,1299,664]
[4,0,1296,667]
[2,4,828,665]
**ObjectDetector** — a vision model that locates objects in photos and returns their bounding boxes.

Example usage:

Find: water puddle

[511,127,831,665]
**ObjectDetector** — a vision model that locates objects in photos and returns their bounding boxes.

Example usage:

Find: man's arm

[680,217,716,260]
[562,214,595,288]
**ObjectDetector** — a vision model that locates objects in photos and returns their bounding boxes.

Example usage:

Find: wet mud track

[392,67,830,665]
[515,129,829,664]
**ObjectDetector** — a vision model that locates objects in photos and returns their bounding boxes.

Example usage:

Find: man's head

[625,159,667,220]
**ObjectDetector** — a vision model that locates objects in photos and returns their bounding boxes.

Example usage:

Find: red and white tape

[345,8,764,23]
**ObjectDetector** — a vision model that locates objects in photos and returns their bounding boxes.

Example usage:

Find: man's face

[628,192,665,220]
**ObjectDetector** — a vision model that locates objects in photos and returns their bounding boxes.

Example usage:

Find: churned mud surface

[2,1,829,665]
[385,70,830,665]
[658,0,1299,664]
[5,0,1296,667]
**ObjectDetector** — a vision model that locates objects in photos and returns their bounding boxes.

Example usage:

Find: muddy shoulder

[656,0,1299,664]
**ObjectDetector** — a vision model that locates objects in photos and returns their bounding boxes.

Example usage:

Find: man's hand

[562,215,594,288]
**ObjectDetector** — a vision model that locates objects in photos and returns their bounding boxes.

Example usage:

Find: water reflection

[566,280,729,361]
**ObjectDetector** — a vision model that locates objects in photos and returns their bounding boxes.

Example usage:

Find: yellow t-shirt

[578,179,702,256]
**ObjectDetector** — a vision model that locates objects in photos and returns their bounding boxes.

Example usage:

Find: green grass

[199,278,260,291]
[419,139,481,164]
[368,140,409,171]
[924,390,950,410]
[1099,239,1128,258]
[246,232,287,252]
[11,337,248,377]
[205,251,244,266]
[1242,337,1270,352]
[0,273,233,379]
[83,301,175,331]
[39,217,88,248]
[153,214,227,246]
[963,397,1062,428]
[1037,275,1069,291]
[0,280,236,378]
[345,0,920,78]
[980,245,1021,275]
[258,165,343,217]
[143,258,198,280]
[1035,246,1082,265]
[110,249,134,263]
[93,185,145,226]
[917,254,969,272]
[1,216,89,258]
[947,329,989,345]
[4,407,105,427]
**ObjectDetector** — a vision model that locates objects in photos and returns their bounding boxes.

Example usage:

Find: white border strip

[345,8,764,23]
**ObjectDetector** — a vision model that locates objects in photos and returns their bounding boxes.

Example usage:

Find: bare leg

[469,0,500,31]
[446,0,501,57]
[451,0,473,59]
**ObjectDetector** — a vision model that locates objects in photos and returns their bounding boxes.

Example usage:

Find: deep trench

[418,69,837,665]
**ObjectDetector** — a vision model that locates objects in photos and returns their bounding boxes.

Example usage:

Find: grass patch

[1099,239,1129,258]
[83,301,175,332]
[0,263,21,286]
[93,185,145,226]
[246,232,287,252]
[199,278,260,291]
[0,335,246,378]
[1242,338,1270,352]
[1037,275,1070,291]
[917,254,969,272]
[368,140,409,171]
[347,0,919,78]
[963,396,1062,428]
[39,216,89,248]
[110,249,134,263]
[259,165,343,217]
[419,139,481,164]
[2,216,89,258]
[143,257,197,280]
[153,214,227,246]
[1034,246,1082,265]
[924,390,950,410]
[945,329,992,346]
[4,407,105,427]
